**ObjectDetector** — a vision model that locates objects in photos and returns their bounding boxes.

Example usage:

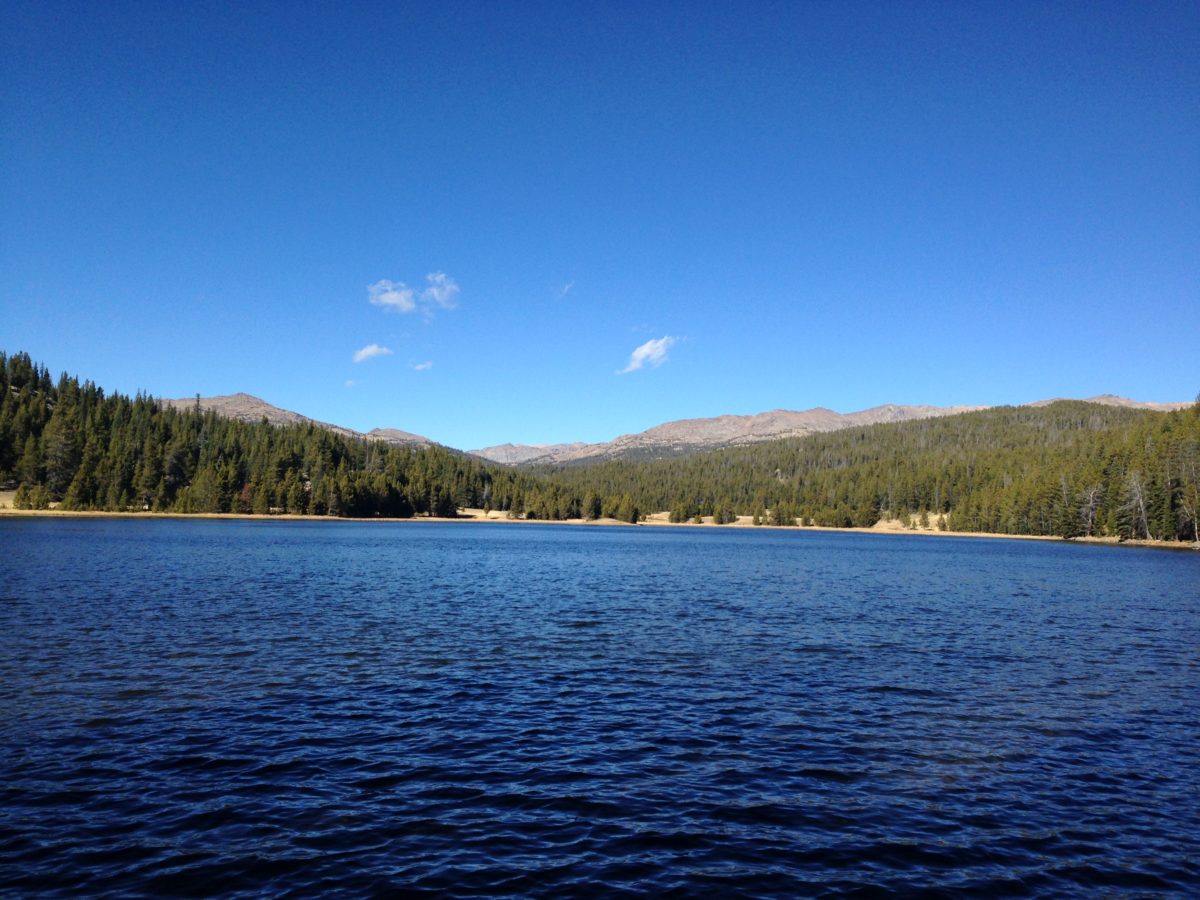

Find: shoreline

[0,503,1193,551]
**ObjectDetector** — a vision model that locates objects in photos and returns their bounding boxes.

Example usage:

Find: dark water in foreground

[1,520,1198,897]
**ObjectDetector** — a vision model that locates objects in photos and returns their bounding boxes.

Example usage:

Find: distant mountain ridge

[471,442,590,465]
[1028,393,1187,412]
[470,396,1191,465]
[471,403,986,465]
[161,393,435,447]
[164,392,1190,464]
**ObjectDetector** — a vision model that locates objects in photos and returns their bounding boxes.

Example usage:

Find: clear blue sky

[2,1,1197,449]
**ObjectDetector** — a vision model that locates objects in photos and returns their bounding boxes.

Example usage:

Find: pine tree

[16,434,41,487]
[41,407,81,499]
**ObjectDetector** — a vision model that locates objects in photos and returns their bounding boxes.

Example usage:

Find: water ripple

[1,519,1198,896]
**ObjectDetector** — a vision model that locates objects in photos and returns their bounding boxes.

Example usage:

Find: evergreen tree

[16,434,41,487]
[41,407,81,499]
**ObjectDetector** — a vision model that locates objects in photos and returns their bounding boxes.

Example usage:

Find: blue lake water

[1,518,1198,896]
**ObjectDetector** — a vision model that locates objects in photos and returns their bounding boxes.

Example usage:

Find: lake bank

[0,492,1192,550]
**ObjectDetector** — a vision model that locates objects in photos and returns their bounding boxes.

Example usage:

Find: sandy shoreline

[0,495,1192,551]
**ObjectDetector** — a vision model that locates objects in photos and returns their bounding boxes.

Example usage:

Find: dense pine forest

[2,352,1197,542]
[537,402,1200,541]
[0,352,559,520]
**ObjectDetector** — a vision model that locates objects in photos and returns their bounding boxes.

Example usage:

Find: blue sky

[2,1,1196,449]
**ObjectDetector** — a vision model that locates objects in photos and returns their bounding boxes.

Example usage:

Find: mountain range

[470,404,990,465]
[161,393,435,448]
[163,392,1191,466]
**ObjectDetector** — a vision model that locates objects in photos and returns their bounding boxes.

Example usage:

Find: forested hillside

[0,352,549,518]
[2,352,1197,542]
[537,401,1200,542]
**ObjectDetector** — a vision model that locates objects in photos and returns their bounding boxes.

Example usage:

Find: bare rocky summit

[1028,394,1191,412]
[470,403,985,465]
[161,393,435,447]
[468,396,1191,465]
[162,393,360,439]
[469,442,589,465]
[364,427,436,447]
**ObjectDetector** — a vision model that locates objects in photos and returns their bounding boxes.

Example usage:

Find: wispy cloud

[412,361,433,371]
[558,280,575,299]
[353,343,393,363]
[369,272,460,317]
[344,379,356,388]
[619,336,677,374]
[422,272,459,309]
[368,280,416,312]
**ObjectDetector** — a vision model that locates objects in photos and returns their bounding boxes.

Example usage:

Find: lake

[1,519,1197,895]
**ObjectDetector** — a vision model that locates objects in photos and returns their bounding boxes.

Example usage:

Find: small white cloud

[619,335,677,374]
[422,272,459,309]
[368,280,416,312]
[353,343,393,363]
[344,379,356,388]
[558,280,575,299]
[368,272,459,316]
[412,361,433,371]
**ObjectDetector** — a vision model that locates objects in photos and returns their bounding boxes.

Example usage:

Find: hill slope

[534,400,1200,541]
[470,396,1189,465]
[162,393,434,447]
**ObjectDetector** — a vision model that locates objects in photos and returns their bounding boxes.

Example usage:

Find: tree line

[535,400,1200,542]
[2,352,1196,541]
[0,352,631,520]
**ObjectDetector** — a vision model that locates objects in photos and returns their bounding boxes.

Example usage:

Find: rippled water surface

[1,519,1198,896]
